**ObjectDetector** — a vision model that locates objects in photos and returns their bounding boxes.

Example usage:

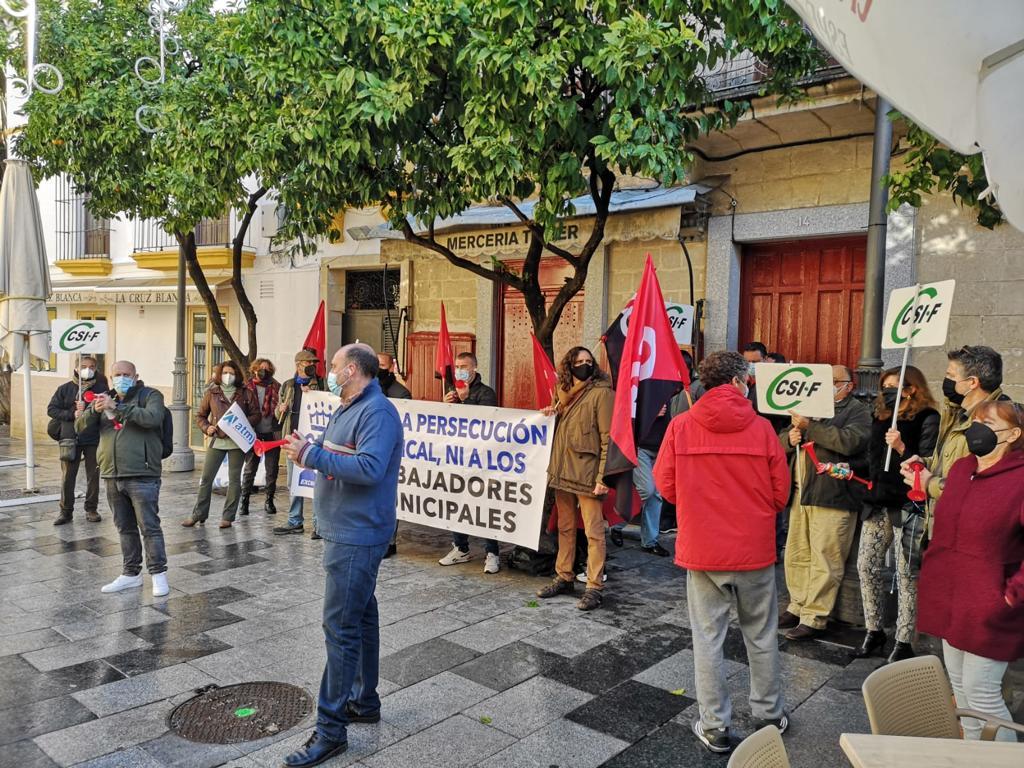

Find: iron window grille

[55,176,110,260]
[133,211,254,253]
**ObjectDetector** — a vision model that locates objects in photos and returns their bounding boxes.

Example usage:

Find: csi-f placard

[50,319,108,353]
[882,280,956,350]
[754,363,835,420]
[664,302,695,346]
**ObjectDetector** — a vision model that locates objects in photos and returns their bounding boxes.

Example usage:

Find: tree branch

[230,186,268,376]
[400,219,525,293]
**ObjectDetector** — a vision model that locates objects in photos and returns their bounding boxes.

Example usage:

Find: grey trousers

[687,566,784,729]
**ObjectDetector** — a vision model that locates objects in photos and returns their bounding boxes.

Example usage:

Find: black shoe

[311,531,322,541]
[754,713,789,735]
[641,543,671,557]
[784,624,823,641]
[609,528,624,547]
[778,610,800,630]
[692,717,731,754]
[265,497,277,515]
[344,702,381,723]
[887,641,916,664]
[384,543,397,559]
[239,496,250,516]
[281,731,348,767]
[850,630,888,659]
[536,577,575,599]
[53,515,72,526]
[273,523,304,535]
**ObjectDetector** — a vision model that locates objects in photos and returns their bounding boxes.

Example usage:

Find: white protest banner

[393,399,556,550]
[50,319,108,353]
[217,402,257,453]
[619,300,695,347]
[881,280,956,350]
[754,363,835,420]
[288,390,342,499]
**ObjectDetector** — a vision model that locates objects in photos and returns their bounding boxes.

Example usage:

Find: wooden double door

[740,236,866,372]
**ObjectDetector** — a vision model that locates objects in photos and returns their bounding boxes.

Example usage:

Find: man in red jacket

[654,351,791,754]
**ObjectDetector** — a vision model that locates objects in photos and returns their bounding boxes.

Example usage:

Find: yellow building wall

[408,257,479,334]
[605,240,708,320]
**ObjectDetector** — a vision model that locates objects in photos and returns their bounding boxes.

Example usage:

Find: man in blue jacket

[280,343,403,768]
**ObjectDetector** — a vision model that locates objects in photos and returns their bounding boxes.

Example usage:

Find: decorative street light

[134,0,184,133]
[1,0,64,98]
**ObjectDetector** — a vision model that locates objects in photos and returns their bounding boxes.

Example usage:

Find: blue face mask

[112,375,134,395]
[455,369,471,383]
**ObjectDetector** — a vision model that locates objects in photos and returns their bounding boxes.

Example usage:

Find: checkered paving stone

[1,433,1020,767]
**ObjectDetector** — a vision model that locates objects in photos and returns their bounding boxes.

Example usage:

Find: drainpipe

[855,96,892,398]
[166,244,194,472]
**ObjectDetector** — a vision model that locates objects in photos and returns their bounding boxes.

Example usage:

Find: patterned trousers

[857,509,918,643]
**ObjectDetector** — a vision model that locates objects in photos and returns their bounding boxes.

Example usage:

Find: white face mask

[222,373,236,387]
[79,367,95,381]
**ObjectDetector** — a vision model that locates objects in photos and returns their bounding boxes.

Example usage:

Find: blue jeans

[106,478,167,575]
[613,447,663,548]
[452,533,499,555]
[316,540,389,743]
[286,460,317,530]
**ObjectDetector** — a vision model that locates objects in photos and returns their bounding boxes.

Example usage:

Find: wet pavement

[0,431,1019,767]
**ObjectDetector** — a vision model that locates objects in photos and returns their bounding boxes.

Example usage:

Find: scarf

[556,378,590,412]
[247,377,280,420]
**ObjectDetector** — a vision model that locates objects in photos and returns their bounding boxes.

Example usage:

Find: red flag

[435,302,456,393]
[302,300,327,378]
[531,334,558,409]
[607,255,688,468]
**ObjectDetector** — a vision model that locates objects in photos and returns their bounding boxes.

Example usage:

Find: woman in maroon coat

[913,400,1024,741]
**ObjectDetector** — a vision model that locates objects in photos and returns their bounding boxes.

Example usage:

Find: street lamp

[166,243,194,471]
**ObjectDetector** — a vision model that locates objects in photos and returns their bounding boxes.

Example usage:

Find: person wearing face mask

[239,358,282,517]
[779,364,871,641]
[279,344,404,768]
[852,366,938,664]
[274,349,326,537]
[900,346,1006,534]
[438,352,503,573]
[653,351,791,753]
[376,353,411,400]
[913,401,1024,742]
[48,355,108,525]
[183,361,260,529]
[75,361,170,597]
[535,346,613,611]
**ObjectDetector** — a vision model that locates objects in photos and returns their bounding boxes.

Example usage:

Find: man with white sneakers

[76,360,170,597]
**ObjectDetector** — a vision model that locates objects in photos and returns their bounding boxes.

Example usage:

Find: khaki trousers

[784,479,855,630]
[554,490,606,591]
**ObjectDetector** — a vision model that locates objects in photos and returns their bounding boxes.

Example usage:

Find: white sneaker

[483,553,501,574]
[152,572,169,597]
[438,546,472,566]
[101,574,144,594]
[575,571,609,585]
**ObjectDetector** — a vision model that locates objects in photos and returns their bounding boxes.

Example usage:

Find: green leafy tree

[15,0,266,377]
[885,117,1003,230]
[229,0,822,357]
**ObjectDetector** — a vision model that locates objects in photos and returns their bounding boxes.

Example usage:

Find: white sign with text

[288,391,342,499]
[50,319,108,353]
[217,402,257,453]
[754,363,836,420]
[882,280,956,350]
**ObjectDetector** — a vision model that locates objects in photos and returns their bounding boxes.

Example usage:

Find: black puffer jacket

[48,375,109,445]
[863,407,939,514]
[455,374,497,406]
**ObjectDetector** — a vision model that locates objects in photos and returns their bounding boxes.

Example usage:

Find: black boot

[264,484,277,515]
[887,641,915,664]
[850,630,888,659]
[239,494,250,516]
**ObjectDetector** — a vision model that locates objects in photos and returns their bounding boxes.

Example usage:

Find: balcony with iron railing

[132,211,256,271]
[55,180,114,276]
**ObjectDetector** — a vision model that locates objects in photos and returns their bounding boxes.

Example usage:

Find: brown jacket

[547,378,614,497]
[196,384,260,439]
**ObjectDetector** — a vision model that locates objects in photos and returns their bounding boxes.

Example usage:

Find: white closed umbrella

[0,159,53,490]
[784,1,1024,231]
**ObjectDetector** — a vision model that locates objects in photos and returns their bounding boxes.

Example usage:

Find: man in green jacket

[779,365,871,640]
[76,360,169,597]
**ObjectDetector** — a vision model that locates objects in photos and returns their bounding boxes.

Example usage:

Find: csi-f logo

[665,305,689,332]
[890,286,941,345]
[766,366,822,411]
[58,322,102,351]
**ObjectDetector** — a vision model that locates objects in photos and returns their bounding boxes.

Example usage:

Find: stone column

[166,244,194,472]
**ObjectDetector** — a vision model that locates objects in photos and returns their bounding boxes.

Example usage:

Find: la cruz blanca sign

[49,289,206,305]
[394,400,555,549]
[882,280,956,350]
[754,362,835,419]
[50,319,108,353]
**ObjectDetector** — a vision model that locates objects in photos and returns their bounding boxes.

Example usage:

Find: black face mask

[257,370,271,382]
[881,387,900,409]
[377,369,395,386]
[571,362,595,382]
[303,364,317,378]
[965,422,1000,457]
[942,376,966,405]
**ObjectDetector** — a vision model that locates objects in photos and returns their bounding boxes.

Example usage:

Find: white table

[840,733,1024,768]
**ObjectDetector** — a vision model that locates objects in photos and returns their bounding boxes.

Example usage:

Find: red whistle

[907,461,927,502]
[83,390,96,403]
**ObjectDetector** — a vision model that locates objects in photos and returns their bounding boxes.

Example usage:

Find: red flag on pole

[530,334,558,409]
[435,302,456,394]
[606,255,688,469]
[302,300,327,378]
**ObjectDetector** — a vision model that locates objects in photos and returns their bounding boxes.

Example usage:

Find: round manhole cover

[169,682,314,744]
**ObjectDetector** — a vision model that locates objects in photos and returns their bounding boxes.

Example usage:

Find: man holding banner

[280,344,403,768]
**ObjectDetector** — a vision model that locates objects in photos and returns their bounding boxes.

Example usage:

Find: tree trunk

[230,188,267,379]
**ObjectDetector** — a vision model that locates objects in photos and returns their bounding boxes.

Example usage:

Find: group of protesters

[45,334,1023,759]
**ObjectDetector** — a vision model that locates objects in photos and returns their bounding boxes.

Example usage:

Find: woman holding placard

[852,366,938,663]
[183,361,260,529]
